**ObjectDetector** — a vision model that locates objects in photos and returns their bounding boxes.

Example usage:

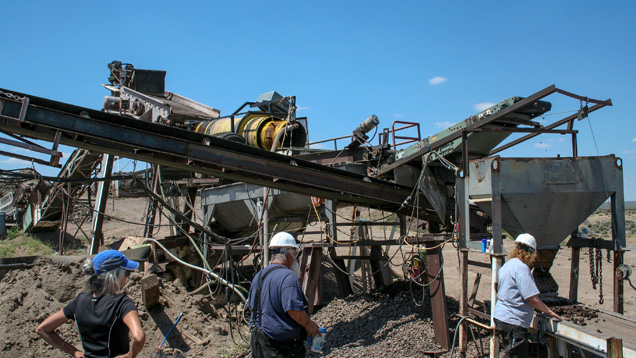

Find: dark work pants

[250,327,306,358]
[494,318,529,358]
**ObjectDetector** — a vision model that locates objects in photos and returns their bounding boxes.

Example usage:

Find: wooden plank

[468,273,482,307]
[607,337,623,358]
[140,274,160,309]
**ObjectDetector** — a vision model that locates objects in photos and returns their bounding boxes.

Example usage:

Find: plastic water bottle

[308,327,327,353]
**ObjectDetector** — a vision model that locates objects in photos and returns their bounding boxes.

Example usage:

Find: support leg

[90,154,113,254]
[459,249,468,354]
[426,239,450,350]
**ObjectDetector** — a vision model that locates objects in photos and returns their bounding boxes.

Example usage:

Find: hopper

[468,155,622,249]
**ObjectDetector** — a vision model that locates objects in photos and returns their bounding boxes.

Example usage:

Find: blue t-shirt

[493,258,540,328]
[248,264,308,341]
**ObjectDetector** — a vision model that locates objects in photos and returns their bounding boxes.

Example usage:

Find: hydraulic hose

[142,238,248,302]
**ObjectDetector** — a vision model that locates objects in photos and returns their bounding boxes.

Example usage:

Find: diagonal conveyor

[0,88,417,213]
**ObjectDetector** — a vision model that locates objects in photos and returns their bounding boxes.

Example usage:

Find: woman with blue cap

[36,250,146,357]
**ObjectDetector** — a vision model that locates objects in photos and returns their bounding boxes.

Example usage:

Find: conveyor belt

[31,149,102,231]
[532,308,636,357]
[0,88,420,213]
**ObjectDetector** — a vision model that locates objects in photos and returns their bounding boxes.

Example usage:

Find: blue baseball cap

[93,250,139,274]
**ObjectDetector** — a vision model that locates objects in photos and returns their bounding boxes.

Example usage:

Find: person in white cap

[493,233,562,358]
[36,250,145,358]
[247,231,321,358]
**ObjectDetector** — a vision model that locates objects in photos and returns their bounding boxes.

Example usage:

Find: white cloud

[547,138,565,143]
[623,150,636,154]
[296,106,309,112]
[474,102,495,112]
[429,76,447,86]
[393,113,404,118]
[1,157,30,165]
[632,137,636,142]
[435,121,453,128]
[535,142,550,149]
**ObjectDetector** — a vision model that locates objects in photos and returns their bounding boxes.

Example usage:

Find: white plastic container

[308,327,327,353]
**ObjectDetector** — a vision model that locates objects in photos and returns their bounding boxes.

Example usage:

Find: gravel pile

[308,281,488,358]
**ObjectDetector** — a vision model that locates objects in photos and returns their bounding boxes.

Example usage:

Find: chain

[597,247,603,304]
[588,238,610,304]
[0,90,25,102]
[589,247,596,288]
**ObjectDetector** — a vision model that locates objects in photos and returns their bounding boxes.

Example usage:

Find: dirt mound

[0,259,84,356]
[0,257,241,357]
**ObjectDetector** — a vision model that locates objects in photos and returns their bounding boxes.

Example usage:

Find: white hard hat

[515,233,537,251]
[268,232,299,249]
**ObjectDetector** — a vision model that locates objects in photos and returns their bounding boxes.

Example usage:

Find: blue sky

[1,1,635,199]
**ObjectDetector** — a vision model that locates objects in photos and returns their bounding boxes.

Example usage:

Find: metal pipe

[464,317,494,331]
[263,195,270,267]
[489,255,504,358]
[143,238,247,302]
[459,249,469,354]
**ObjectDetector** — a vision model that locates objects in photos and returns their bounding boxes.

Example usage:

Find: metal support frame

[569,236,580,302]
[299,244,324,314]
[459,249,469,353]
[423,236,450,350]
[262,189,270,267]
[325,200,353,297]
[90,154,113,254]
[143,165,161,238]
[58,182,71,254]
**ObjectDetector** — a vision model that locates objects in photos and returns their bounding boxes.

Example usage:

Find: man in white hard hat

[493,233,562,358]
[247,232,321,357]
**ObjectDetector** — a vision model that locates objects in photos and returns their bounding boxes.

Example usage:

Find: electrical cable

[142,238,247,302]
[448,315,469,358]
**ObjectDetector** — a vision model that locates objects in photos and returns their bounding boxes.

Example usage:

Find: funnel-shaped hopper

[468,155,622,249]
[200,183,313,239]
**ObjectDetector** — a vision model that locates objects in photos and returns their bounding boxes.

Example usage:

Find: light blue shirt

[493,258,540,328]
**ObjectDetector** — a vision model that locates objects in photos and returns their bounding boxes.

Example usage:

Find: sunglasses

[124,270,132,277]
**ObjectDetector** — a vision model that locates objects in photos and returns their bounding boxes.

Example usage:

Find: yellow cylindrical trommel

[194,117,234,136]
[242,115,289,150]
[195,115,301,150]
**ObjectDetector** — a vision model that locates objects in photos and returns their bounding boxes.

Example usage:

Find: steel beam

[423,237,450,350]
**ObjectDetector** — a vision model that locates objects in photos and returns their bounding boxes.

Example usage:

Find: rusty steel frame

[391,120,421,148]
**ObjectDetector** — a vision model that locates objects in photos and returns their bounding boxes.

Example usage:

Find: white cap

[515,233,537,251]
[268,232,299,249]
